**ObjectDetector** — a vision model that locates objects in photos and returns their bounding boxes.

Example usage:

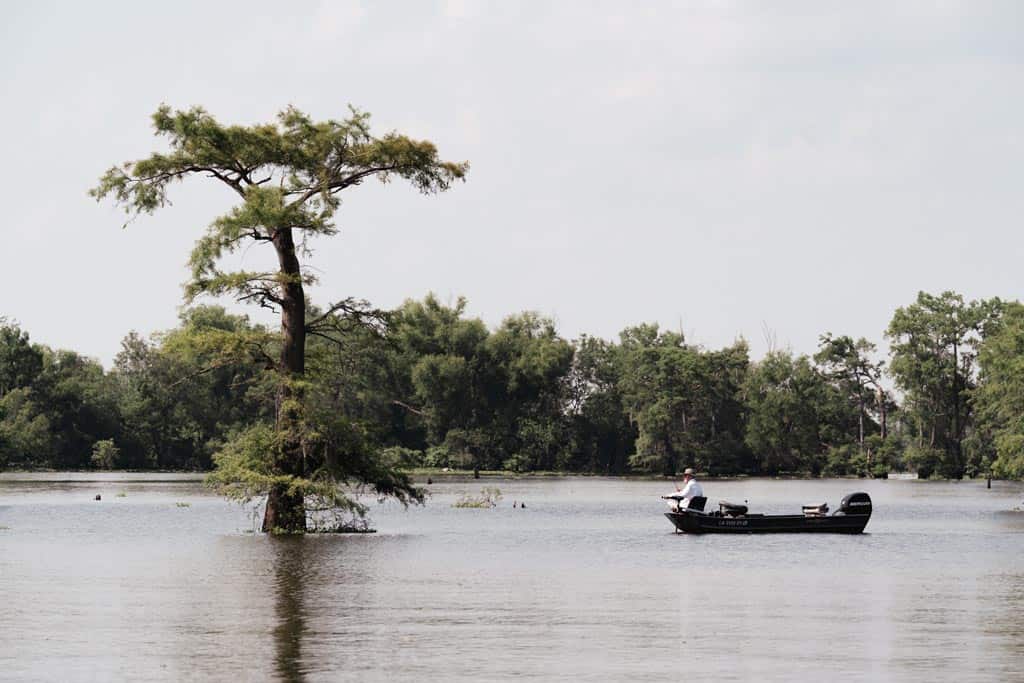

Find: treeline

[2,290,1023,479]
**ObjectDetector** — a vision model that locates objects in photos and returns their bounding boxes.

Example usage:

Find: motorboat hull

[665,510,870,534]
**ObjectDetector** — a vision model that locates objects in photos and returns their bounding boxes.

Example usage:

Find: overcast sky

[2,1,1022,367]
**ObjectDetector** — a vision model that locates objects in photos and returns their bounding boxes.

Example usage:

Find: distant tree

[33,348,121,469]
[387,295,489,463]
[376,296,578,473]
[618,325,693,475]
[886,291,1001,478]
[90,439,121,470]
[0,388,58,468]
[92,105,468,532]
[972,301,1024,479]
[743,351,831,475]
[815,334,888,472]
[618,325,749,475]
[696,342,752,474]
[111,309,271,471]
[0,322,48,469]
[484,312,574,471]
[564,335,636,474]
[0,321,43,398]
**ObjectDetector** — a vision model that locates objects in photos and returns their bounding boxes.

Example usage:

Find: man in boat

[663,467,703,511]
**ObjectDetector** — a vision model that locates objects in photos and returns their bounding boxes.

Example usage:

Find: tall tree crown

[91,104,469,308]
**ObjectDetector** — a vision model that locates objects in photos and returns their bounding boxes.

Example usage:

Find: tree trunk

[879,390,887,440]
[858,394,865,455]
[951,340,962,472]
[263,227,308,534]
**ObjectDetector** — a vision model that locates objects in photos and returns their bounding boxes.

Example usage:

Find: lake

[1,474,1023,682]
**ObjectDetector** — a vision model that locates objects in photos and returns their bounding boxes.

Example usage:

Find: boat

[662,492,872,534]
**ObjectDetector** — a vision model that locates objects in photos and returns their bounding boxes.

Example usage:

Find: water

[1,474,1023,682]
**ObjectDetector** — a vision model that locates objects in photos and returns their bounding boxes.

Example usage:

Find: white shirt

[677,479,703,507]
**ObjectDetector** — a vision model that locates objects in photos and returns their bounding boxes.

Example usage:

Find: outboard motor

[838,492,872,516]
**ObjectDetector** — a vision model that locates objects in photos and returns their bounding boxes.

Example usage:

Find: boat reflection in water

[663,491,872,534]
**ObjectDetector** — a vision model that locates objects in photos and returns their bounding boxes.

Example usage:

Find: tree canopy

[7,290,1024,485]
[886,291,1002,478]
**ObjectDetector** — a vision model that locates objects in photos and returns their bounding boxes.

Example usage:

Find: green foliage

[206,423,283,502]
[563,335,636,474]
[0,388,58,468]
[870,463,890,479]
[815,334,888,454]
[903,445,944,480]
[423,445,454,468]
[865,434,905,475]
[113,309,273,471]
[973,302,1024,478]
[0,322,43,397]
[90,439,121,470]
[0,327,123,470]
[824,445,857,477]
[501,453,531,473]
[887,291,1002,478]
[91,105,467,313]
[386,296,574,473]
[618,326,750,475]
[743,351,832,475]
[11,286,1024,485]
[206,398,424,523]
[378,446,425,469]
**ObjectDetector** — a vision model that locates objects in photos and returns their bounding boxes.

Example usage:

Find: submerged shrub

[453,487,502,508]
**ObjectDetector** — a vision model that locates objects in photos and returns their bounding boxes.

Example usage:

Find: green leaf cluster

[973,302,1024,478]
[886,291,1002,478]
[91,105,468,312]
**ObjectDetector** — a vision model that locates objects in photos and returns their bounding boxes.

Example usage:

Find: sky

[2,1,1022,367]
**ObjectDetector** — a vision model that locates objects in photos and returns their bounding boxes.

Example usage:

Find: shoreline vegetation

[3,289,1024,489]
[1,466,1013,483]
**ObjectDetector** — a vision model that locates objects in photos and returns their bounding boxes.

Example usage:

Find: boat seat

[687,496,707,512]
[802,503,829,515]
[719,500,748,516]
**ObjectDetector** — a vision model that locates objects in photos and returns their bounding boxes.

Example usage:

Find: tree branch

[305,298,389,336]
[285,165,401,208]
[128,164,247,199]
[391,399,427,417]
[167,359,234,388]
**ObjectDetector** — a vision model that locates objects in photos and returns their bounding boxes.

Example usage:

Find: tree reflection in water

[272,536,310,683]
[268,532,374,681]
